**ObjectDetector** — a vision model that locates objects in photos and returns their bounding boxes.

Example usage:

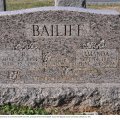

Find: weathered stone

[0,7,120,114]
[0,7,119,84]
[0,83,120,114]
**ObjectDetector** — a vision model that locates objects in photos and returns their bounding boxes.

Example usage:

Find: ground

[7,0,54,10]
[88,4,120,12]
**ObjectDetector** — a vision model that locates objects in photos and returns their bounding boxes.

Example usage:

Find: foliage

[7,0,54,10]
[0,104,48,115]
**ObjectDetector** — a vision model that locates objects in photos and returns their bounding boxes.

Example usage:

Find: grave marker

[0,7,120,113]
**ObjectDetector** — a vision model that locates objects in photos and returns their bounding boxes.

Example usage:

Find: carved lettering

[0,50,42,69]
[33,25,40,36]
[28,24,90,37]
[76,49,118,68]
[41,25,49,36]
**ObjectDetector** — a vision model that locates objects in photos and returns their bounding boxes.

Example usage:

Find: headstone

[0,0,4,11]
[0,7,120,113]
[55,0,84,7]
[55,0,120,6]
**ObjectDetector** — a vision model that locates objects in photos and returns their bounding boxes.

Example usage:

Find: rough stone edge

[1,83,120,88]
[0,7,119,16]
[0,83,120,114]
[0,84,120,102]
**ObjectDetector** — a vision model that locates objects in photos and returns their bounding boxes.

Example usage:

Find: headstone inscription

[0,7,119,84]
[0,7,120,112]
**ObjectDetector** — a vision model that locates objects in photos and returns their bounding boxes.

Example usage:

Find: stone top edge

[0,83,120,88]
[0,6,119,16]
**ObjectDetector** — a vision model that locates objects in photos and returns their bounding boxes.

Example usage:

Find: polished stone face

[0,7,120,84]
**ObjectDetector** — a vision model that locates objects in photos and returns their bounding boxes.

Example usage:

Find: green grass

[0,104,48,115]
[88,4,120,12]
[7,0,54,11]
[6,0,120,12]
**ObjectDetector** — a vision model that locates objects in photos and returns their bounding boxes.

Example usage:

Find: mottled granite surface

[0,7,120,84]
[0,7,120,110]
[0,83,120,114]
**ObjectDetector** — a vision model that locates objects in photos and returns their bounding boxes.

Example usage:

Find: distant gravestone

[55,0,85,7]
[55,0,120,6]
[0,0,4,11]
[0,7,120,113]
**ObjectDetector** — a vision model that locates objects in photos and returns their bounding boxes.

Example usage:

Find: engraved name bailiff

[26,24,90,37]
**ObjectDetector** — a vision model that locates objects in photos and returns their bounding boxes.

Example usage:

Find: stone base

[0,83,120,114]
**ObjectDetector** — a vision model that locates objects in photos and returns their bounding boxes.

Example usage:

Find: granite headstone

[0,7,120,113]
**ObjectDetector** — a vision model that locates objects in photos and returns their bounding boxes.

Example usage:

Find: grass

[7,0,54,10]
[0,104,98,115]
[88,4,120,12]
[0,104,84,115]
[0,104,48,115]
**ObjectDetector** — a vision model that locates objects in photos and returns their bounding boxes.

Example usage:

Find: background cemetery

[3,0,120,12]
